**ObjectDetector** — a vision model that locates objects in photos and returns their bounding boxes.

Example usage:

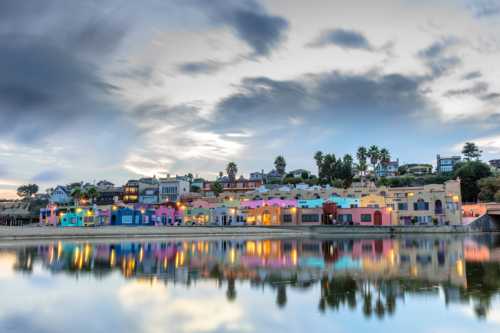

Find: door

[374,211,382,226]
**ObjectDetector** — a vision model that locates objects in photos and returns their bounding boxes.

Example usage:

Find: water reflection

[4,235,500,323]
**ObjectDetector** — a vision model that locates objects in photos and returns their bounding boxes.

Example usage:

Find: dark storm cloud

[0,1,130,144]
[214,69,429,130]
[177,60,226,76]
[462,71,483,80]
[192,0,289,57]
[32,170,64,182]
[0,35,121,143]
[307,28,373,50]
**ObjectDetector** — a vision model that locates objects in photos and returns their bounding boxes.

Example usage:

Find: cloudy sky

[1,0,500,197]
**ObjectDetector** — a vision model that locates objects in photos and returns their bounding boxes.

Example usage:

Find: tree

[478,177,500,202]
[314,151,323,179]
[356,147,368,178]
[367,145,380,173]
[71,186,83,206]
[210,181,224,197]
[226,162,238,182]
[454,161,492,202]
[274,155,286,176]
[85,186,99,204]
[462,142,482,161]
[495,191,500,203]
[16,184,39,199]
[379,148,391,166]
[341,154,354,188]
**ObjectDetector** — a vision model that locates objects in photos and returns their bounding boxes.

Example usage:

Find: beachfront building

[337,207,392,226]
[329,196,360,208]
[297,207,323,225]
[360,194,387,208]
[185,207,211,225]
[298,198,324,208]
[39,203,59,226]
[159,178,190,203]
[154,205,182,225]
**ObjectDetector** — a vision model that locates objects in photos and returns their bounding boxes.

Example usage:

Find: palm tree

[379,148,390,166]
[367,145,380,176]
[85,186,99,204]
[357,147,368,181]
[71,187,82,207]
[226,162,238,182]
[274,155,286,176]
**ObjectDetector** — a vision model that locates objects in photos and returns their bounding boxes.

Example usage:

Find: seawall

[0,224,485,241]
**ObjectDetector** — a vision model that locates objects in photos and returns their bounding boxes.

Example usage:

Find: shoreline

[0,224,486,242]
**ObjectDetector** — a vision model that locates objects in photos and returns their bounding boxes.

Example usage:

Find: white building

[159,178,190,202]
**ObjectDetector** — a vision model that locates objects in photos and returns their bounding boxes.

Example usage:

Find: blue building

[328,196,359,208]
[110,207,155,226]
[297,198,324,208]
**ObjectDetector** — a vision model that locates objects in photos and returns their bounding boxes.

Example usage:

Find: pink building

[39,203,59,226]
[240,199,297,209]
[337,207,392,226]
[153,206,183,225]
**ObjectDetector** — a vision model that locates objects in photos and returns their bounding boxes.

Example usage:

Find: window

[361,214,372,222]
[283,214,293,223]
[339,214,352,223]
[302,214,320,223]
[414,199,429,211]
[398,203,408,210]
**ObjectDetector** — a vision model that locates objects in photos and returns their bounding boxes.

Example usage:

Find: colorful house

[60,211,84,227]
[298,198,324,208]
[297,207,323,225]
[39,203,59,226]
[360,194,387,208]
[154,206,182,225]
[337,207,392,226]
[185,207,211,225]
[240,199,297,209]
[322,202,338,224]
[329,196,360,208]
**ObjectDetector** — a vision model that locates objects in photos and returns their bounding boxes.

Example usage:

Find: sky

[1,0,500,198]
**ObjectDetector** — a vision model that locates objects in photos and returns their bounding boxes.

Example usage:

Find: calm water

[1,235,500,333]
